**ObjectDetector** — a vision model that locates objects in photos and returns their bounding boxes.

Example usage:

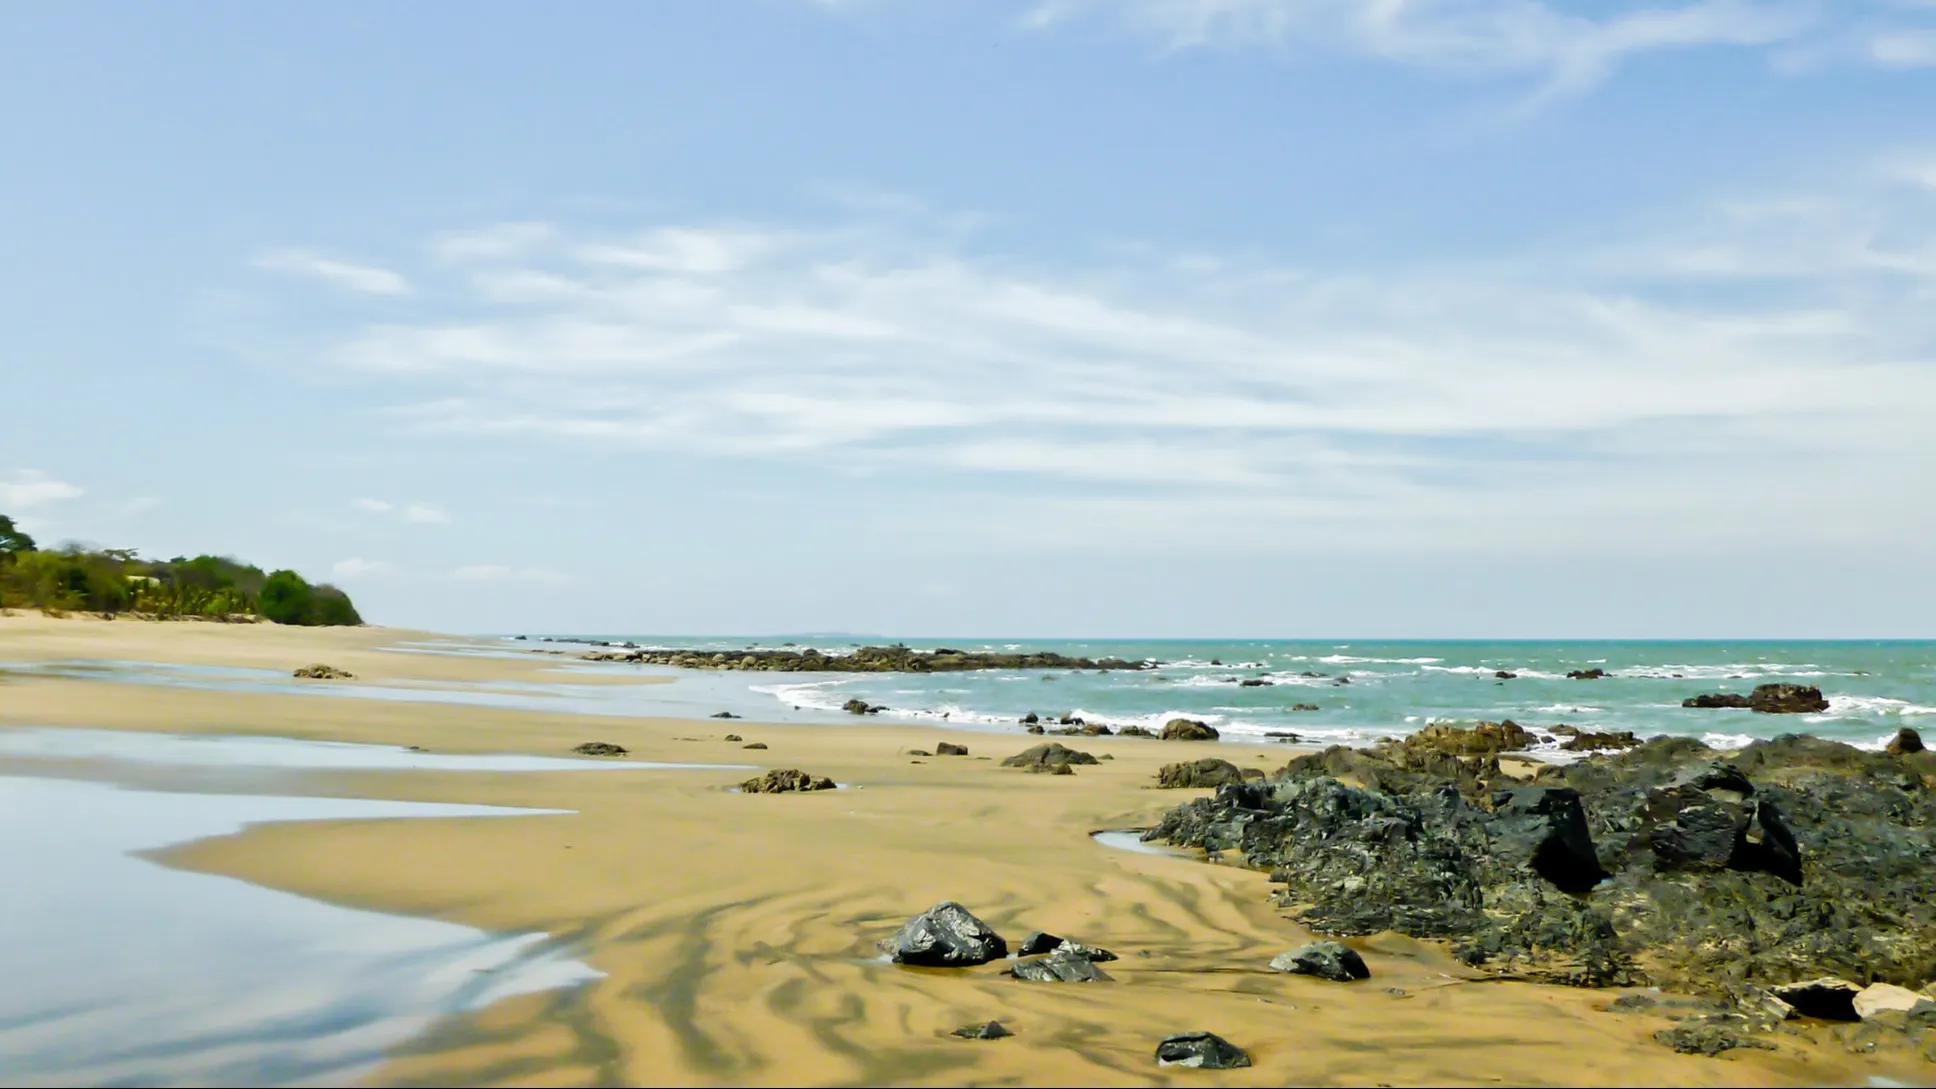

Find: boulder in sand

[952,1021,1012,1040]
[1001,742,1098,772]
[1269,941,1369,982]
[881,902,1008,967]
[936,741,969,756]
[1157,758,1248,789]
[292,664,353,679]
[1010,948,1112,982]
[1155,1033,1251,1069]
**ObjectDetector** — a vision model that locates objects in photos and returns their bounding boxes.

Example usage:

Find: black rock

[1270,941,1369,982]
[1000,742,1098,771]
[1568,669,1607,680]
[952,1020,1012,1040]
[1155,1032,1251,1069]
[1016,931,1065,956]
[572,741,628,756]
[881,902,1009,967]
[1747,683,1829,714]
[1010,948,1112,982]
[1887,727,1925,756]
[711,711,740,719]
[1771,978,1861,1021]
[1020,712,1039,725]
[936,741,968,756]
[1240,678,1273,687]
[1495,670,1518,679]
[1489,786,1607,894]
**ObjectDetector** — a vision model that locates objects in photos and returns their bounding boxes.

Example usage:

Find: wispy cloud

[0,471,84,510]
[330,557,395,580]
[254,249,411,296]
[403,503,450,524]
[257,149,1936,554]
[353,497,393,513]
[1018,0,1934,97]
[450,564,566,584]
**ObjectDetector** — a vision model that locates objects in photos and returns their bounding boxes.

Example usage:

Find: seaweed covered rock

[293,664,353,679]
[881,902,1008,967]
[1001,742,1098,772]
[572,741,628,756]
[1405,720,1532,755]
[1161,718,1220,741]
[739,768,835,793]
[1157,758,1249,789]
[1147,733,1936,995]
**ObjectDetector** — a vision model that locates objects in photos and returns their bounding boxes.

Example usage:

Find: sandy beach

[0,614,1918,1087]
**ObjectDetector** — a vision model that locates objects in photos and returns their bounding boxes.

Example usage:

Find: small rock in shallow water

[738,768,832,792]
[1155,1032,1251,1069]
[951,1020,1012,1040]
[1010,948,1112,982]
[572,741,628,756]
[1270,941,1369,982]
[881,901,1008,967]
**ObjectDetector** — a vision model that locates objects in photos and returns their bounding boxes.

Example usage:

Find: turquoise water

[533,637,1936,751]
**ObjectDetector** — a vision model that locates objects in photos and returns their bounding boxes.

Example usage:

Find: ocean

[526,637,1936,752]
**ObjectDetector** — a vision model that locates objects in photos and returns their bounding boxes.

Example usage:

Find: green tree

[258,569,315,625]
[308,584,363,626]
[0,513,34,559]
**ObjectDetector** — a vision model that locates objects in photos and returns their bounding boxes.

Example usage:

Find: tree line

[0,512,361,625]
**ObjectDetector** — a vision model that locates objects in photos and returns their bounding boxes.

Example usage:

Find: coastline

[0,615,1916,1086]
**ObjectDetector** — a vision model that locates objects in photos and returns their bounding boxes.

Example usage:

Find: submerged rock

[572,741,628,756]
[1567,669,1607,680]
[292,664,353,679]
[738,768,834,793]
[882,902,1008,967]
[842,698,886,715]
[951,1020,1012,1040]
[1161,718,1220,741]
[1270,941,1369,982]
[1001,742,1098,772]
[1157,758,1249,789]
[1155,1032,1251,1069]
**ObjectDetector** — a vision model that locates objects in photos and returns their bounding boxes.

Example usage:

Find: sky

[3,0,1934,638]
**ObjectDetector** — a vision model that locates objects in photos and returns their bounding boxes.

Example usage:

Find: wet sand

[0,614,1917,1087]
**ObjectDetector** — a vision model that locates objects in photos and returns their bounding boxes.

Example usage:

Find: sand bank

[0,615,1914,1086]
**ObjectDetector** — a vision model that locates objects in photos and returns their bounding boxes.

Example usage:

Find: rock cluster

[579,644,1149,673]
[738,768,836,793]
[1683,684,1831,714]
[1147,728,1936,1001]
[292,664,353,679]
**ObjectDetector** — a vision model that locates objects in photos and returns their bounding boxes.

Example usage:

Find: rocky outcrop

[1147,733,1936,998]
[1156,758,1250,789]
[1552,726,1642,752]
[579,644,1150,673]
[572,741,628,756]
[1000,742,1098,772]
[1567,669,1607,680]
[881,902,1008,967]
[1155,1033,1251,1069]
[1888,728,1925,756]
[1403,720,1531,755]
[1684,684,1829,714]
[1161,718,1220,741]
[292,664,353,679]
[739,768,835,793]
[1270,941,1369,982]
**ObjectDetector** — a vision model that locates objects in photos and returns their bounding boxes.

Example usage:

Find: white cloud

[0,471,84,510]
[331,557,395,580]
[257,146,1936,555]
[1018,0,1936,94]
[1872,29,1936,66]
[403,503,450,524]
[450,565,566,584]
[354,498,393,513]
[254,249,411,296]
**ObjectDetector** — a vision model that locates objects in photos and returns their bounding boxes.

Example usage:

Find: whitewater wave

[1818,695,1936,718]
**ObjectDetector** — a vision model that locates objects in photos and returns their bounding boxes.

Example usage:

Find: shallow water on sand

[0,776,597,1088]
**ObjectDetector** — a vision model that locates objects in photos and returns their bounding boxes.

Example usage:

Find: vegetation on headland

[0,512,361,625]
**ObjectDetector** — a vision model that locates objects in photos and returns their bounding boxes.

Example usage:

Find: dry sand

[0,613,1915,1086]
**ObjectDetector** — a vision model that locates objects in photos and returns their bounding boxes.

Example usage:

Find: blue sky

[3,0,1934,637]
